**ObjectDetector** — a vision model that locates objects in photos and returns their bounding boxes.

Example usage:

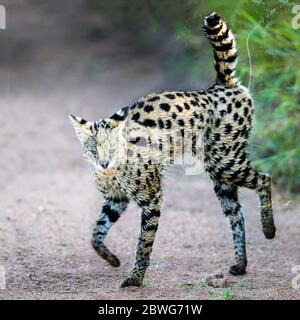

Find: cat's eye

[109,147,117,155]
[90,150,97,156]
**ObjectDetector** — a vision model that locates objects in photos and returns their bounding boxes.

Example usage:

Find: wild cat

[69,12,276,287]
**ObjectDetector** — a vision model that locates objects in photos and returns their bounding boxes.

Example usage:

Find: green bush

[87,0,300,193]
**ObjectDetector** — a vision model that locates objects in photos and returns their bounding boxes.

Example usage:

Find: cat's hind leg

[241,170,276,239]
[213,181,247,275]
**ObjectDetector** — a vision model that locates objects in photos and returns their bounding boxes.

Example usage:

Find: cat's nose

[100,161,109,169]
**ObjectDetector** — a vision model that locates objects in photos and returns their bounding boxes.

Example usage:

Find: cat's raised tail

[203,12,239,86]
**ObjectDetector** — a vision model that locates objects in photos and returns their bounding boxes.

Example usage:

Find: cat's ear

[69,114,95,145]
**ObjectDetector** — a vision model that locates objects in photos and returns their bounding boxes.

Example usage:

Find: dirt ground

[0,1,299,300]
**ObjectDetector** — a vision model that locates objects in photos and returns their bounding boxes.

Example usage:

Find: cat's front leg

[121,206,161,287]
[121,166,162,287]
[92,194,129,267]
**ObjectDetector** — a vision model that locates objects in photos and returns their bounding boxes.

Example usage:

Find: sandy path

[0,1,299,300]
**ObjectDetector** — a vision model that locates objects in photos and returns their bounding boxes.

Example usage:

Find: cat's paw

[121,276,143,288]
[263,224,276,239]
[229,264,246,276]
[106,254,120,267]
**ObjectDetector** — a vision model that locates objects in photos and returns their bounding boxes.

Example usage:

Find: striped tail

[203,12,239,86]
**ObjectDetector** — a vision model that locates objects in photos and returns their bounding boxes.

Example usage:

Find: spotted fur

[69,12,276,287]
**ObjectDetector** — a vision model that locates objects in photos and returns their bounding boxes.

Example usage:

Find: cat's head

[69,114,127,171]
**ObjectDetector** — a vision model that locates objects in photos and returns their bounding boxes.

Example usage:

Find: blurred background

[0,0,299,299]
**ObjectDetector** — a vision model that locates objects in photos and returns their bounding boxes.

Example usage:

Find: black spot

[238,117,244,125]
[224,124,232,134]
[192,135,197,155]
[144,224,158,232]
[160,103,171,112]
[165,94,175,99]
[212,41,233,52]
[165,119,172,129]
[103,204,119,223]
[171,112,177,119]
[213,184,221,194]
[220,97,226,103]
[178,119,185,126]
[189,118,195,127]
[143,119,156,127]
[227,104,232,113]
[176,105,183,112]
[235,101,242,108]
[135,179,141,185]
[208,109,214,116]
[176,92,184,97]
[150,209,161,217]
[224,68,233,75]
[184,102,191,109]
[144,105,154,113]
[244,107,249,116]
[100,120,110,129]
[132,112,140,121]
[137,101,144,108]
[224,210,232,216]
[233,113,239,121]
[148,96,160,102]
[137,169,141,176]
[158,118,165,129]
[79,119,87,124]
[219,144,226,152]
[215,118,221,127]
